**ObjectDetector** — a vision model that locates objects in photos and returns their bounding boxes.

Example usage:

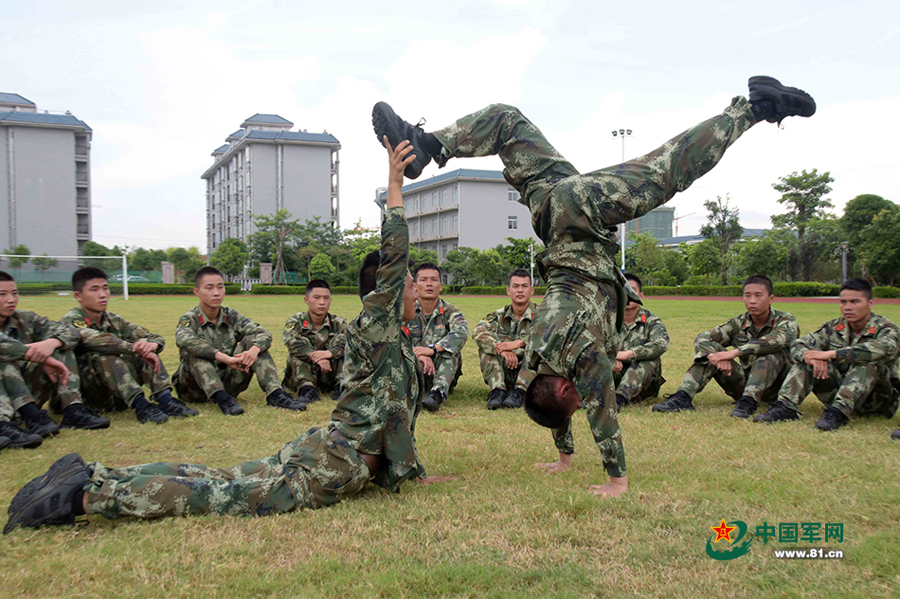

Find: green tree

[81,241,123,271]
[249,210,305,284]
[700,194,743,285]
[771,169,835,281]
[660,248,690,285]
[689,238,722,285]
[409,246,438,270]
[32,254,58,273]
[738,235,789,280]
[209,238,248,279]
[2,244,30,268]
[129,247,168,271]
[494,237,543,270]
[859,209,900,287]
[442,248,480,286]
[841,194,898,278]
[309,253,336,282]
[469,248,510,285]
[295,246,319,283]
[166,247,206,281]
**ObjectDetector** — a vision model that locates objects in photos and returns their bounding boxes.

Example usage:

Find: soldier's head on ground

[507,268,533,307]
[624,273,644,319]
[304,279,332,319]
[839,278,874,327]
[193,266,226,311]
[72,267,110,314]
[742,274,774,320]
[0,270,18,319]
[359,250,418,320]
[523,374,581,428]
[413,263,442,301]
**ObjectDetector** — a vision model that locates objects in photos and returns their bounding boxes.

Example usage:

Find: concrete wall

[249,144,277,218]
[458,180,533,249]
[282,144,333,225]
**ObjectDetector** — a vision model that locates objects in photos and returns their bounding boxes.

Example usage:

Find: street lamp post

[612,128,632,272]
[841,241,849,282]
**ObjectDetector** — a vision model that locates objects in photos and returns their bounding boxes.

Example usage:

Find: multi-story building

[374,169,534,264]
[202,114,340,254]
[625,206,674,241]
[0,92,93,255]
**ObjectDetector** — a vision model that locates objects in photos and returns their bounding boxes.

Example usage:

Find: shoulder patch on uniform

[285,321,296,331]
[834,323,845,332]
[177,316,191,328]
[71,318,87,328]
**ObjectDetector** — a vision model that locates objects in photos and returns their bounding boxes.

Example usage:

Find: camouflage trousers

[77,352,173,411]
[85,426,371,520]
[777,361,900,419]
[173,340,282,402]
[282,355,344,394]
[614,359,665,403]
[477,349,534,392]
[425,351,463,396]
[0,350,83,420]
[678,346,790,404]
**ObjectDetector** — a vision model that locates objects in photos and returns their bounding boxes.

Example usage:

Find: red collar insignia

[641,313,647,323]
[84,316,93,326]
[303,320,310,328]
[401,326,410,337]
[869,326,876,335]
[835,323,845,332]
[439,306,444,315]
[198,315,205,325]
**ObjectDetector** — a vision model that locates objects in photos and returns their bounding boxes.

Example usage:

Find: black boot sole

[372,102,431,180]
[748,76,816,122]
[4,453,87,534]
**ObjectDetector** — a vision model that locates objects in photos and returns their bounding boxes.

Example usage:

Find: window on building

[423,220,429,236]
[432,217,439,234]
[442,243,448,257]
[432,192,437,208]
[442,216,449,232]
[452,243,458,251]
[508,215,518,230]
[441,188,448,207]
[412,221,418,238]
[452,186,458,204]
[422,194,429,210]
[508,188,520,202]
[451,214,458,231]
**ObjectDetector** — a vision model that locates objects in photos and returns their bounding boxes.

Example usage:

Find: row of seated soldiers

[3,262,900,453]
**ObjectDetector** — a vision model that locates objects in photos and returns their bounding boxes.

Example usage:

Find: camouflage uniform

[777,314,900,418]
[282,311,347,394]
[432,98,756,477]
[406,298,468,396]
[615,307,669,403]
[60,307,172,411]
[172,306,283,402]
[84,207,423,519]
[0,311,83,416]
[676,308,798,403]
[471,302,538,392]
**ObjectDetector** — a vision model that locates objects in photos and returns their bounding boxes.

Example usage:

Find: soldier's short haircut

[840,278,873,300]
[305,279,331,295]
[194,266,224,287]
[624,273,642,294]
[743,274,774,295]
[523,375,571,429]
[359,250,381,298]
[0,271,14,283]
[413,262,441,280]
[72,267,108,292]
[508,268,532,284]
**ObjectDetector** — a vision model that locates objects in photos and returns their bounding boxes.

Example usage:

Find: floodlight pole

[122,254,129,301]
[841,242,849,283]
[612,128,632,272]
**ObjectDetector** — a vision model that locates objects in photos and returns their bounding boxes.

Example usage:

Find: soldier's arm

[31,313,79,351]
[789,326,830,362]
[112,313,165,350]
[693,318,738,358]
[471,312,502,354]
[836,321,900,364]
[736,313,799,357]
[631,316,669,361]
[175,315,219,360]
[329,319,347,360]
[232,311,273,353]
[283,316,315,359]
[436,308,468,355]
[76,328,135,355]
[360,207,408,327]
[0,332,29,361]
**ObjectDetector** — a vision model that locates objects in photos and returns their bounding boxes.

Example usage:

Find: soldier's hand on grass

[132,339,159,358]
[536,453,572,473]
[501,351,518,369]
[141,351,161,374]
[24,338,62,363]
[385,136,416,187]
[613,360,623,373]
[588,476,628,498]
[418,354,435,375]
[41,356,69,385]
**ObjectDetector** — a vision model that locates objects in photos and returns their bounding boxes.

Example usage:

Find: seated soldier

[653,274,798,417]
[755,278,900,431]
[61,267,197,424]
[282,279,348,405]
[0,271,109,446]
[406,263,469,412]
[172,266,303,416]
[3,137,453,534]
[614,274,668,411]
[471,268,538,410]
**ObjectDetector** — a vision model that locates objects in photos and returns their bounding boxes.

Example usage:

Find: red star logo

[710,519,736,543]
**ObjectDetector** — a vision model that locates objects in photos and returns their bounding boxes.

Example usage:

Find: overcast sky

[3,0,898,253]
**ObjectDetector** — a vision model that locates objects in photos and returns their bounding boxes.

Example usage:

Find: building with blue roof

[0,93,93,255]
[202,114,340,253]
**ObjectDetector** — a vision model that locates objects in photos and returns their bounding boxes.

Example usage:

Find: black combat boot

[422,389,446,413]
[267,389,306,411]
[22,407,60,438]
[651,390,694,413]
[753,400,801,423]
[748,76,816,124]
[615,393,628,412]
[0,436,10,451]
[60,404,110,430]
[815,406,849,431]
[135,402,169,424]
[486,388,505,410]
[502,388,525,409]
[297,385,321,405]
[211,390,244,416]
[0,421,43,449]
[891,429,900,440]
[4,453,90,534]
[731,395,758,419]
[372,102,441,179]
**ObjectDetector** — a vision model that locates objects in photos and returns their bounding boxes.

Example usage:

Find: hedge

[16,283,241,296]
[461,286,548,295]
[250,285,359,295]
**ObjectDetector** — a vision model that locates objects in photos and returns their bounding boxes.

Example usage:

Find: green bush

[15,283,241,296]
[250,285,359,295]
[461,286,547,295]
[772,282,840,297]
[873,287,900,299]
[643,283,846,298]
[15,283,71,295]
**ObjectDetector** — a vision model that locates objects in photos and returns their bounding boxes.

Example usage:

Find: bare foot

[416,476,458,484]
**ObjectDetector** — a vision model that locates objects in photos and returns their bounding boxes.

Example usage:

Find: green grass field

[2,294,899,598]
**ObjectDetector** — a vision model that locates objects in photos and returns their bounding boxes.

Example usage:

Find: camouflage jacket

[329,207,425,493]
[789,313,900,368]
[61,306,165,353]
[283,311,347,359]
[471,302,538,359]
[694,307,799,364]
[175,306,272,360]
[0,310,80,361]
[621,307,669,361]
[405,298,469,355]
